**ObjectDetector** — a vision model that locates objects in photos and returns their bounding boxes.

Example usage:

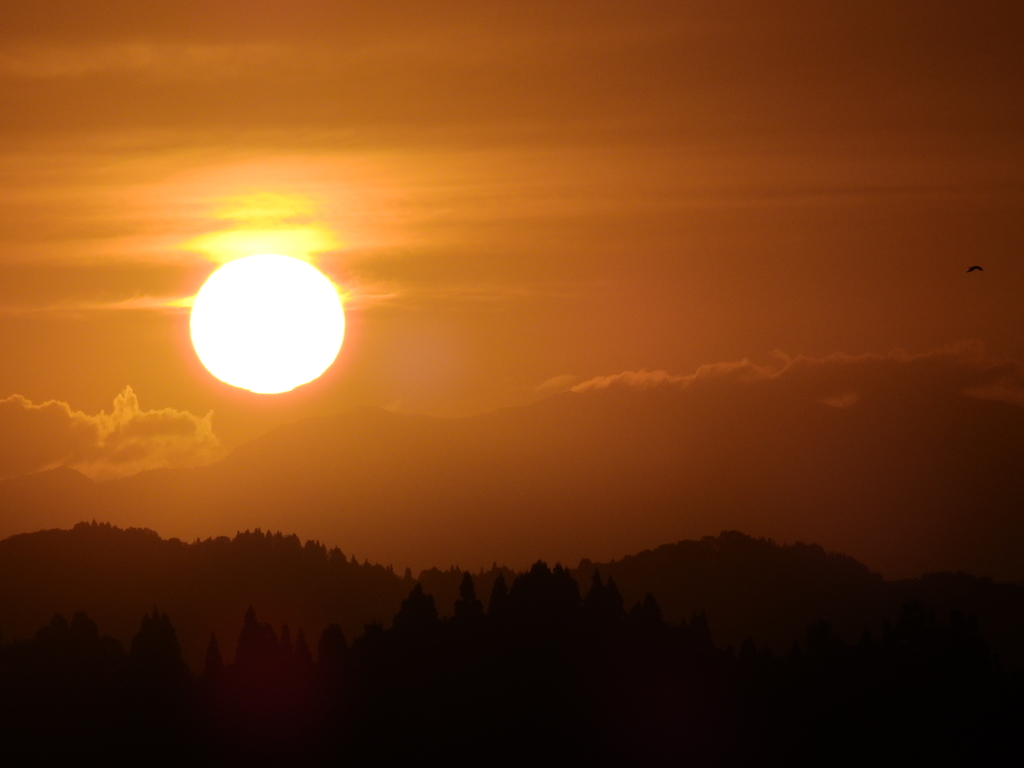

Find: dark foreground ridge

[1,523,1023,763]
[3,522,1024,671]
[2,566,1021,764]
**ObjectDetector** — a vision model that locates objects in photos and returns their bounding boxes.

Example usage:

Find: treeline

[6,524,1024,674]
[0,522,415,669]
[426,531,1024,670]
[2,563,1020,764]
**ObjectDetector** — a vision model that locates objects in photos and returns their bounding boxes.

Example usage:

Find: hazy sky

[1,0,1022,461]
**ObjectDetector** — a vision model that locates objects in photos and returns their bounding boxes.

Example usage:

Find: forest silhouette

[3,522,1024,671]
[0,523,1022,762]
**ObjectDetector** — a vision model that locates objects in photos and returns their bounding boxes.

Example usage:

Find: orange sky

[1,1,1022,468]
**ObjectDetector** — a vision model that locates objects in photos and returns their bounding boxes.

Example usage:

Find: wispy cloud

[0,294,193,315]
[567,344,1024,408]
[0,387,221,481]
[341,280,584,311]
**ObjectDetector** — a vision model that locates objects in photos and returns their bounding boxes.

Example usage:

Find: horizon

[4,343,1022,581]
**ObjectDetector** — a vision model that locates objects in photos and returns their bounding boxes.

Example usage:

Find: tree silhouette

[1,545,1022,763]
[583,571,626,627]
[453,572,485,623]
[629,592,664,628]
[202,632,223,683]
[129,607,189,691]
[487,573,510,620]
[392,583,439,635]
[235,605,280,671]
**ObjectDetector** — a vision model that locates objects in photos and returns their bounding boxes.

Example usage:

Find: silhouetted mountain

[2,523,1023,673]
[0,522,414,669]
[426,532,1024,671]
[1,380,1022,581]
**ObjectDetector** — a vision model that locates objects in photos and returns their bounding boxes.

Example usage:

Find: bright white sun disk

[190,254,345,394]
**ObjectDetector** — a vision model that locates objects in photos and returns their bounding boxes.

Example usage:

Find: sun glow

[186,225,340,264]
[183,189,343,263]
[190,254,345,394]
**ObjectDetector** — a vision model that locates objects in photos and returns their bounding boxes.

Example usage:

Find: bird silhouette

[967,266,983,272]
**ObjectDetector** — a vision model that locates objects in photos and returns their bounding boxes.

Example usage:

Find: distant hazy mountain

[1,524,1022,672]
[1,381,1022,580]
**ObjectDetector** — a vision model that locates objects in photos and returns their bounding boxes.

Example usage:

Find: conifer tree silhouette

[129,607,189,691]
[629,592,664,628]
[454,572,485,622]
[508,561,581,629]
[392,583,439,634]
[126,608,190,754]
[487,573,510,620]
[202,632,224,683]
[583,571,626,626]
[235,606,280,670]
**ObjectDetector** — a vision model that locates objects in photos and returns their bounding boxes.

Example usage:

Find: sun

[190,254,345,394]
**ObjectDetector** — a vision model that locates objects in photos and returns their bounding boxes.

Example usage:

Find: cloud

[534,374,578,394]
[0,387,220,481]
[570,344,1024,408]
[819,391,860,409]
[0,294,194,315]
[338,280,584,312]
[571,369,685,392]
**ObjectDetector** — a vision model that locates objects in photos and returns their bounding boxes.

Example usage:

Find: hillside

[2,523,1022,671]
[0,523,413,670]
[2,384,1024,582]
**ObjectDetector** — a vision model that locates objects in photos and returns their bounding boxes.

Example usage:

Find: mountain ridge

[1,383,1022,580]
[2,522,1022,672]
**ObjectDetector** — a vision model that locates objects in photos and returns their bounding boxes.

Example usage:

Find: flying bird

[967,266,983,272]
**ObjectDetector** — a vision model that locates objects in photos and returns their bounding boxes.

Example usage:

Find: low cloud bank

[569,344,1024,408]
[0,387,219,481]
